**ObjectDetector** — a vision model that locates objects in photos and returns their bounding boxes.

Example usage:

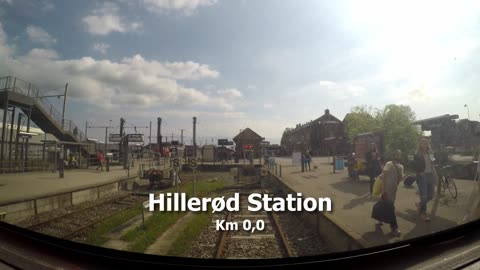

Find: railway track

[214,189,294,259]
[25,194,145,240]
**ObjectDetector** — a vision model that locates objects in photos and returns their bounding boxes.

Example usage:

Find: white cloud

[0,22,10,59]
[0,23,239,112]
[82,2,142,35]
[202,88,244,111]
[41,0,54,11]
[26,25,56,46]
[217,88,242,99]
[121,54,219,80]
[142,0,218,15]
[263,103,273,109]
[93,43,110,54]
[25,48,58,59]
[292,80,366,100]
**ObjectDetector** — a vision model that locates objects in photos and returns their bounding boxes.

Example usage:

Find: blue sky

[1,0,480,144]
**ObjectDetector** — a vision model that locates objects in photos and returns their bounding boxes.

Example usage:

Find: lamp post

[465,104,470,120]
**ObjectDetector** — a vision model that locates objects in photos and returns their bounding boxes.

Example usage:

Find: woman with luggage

[371,149,405,236]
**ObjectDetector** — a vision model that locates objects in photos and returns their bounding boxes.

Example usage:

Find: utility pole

[181,129,184,145]
[61,83,68,129]
[14,113,23,162]
[193,116,197,196]
[157,117,162,156]
[149,121,152,151]
[171,132,174,142]
[104,127,108,155]
[120,118,125,137]
[87,124,112,156]
[119,117,125,161]
[193,117,197,158]
[84,121,88,142]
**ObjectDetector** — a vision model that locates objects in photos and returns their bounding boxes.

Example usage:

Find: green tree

[376,104,421,159]
[344,105,381,141]
[344,104,421,160]
[280,129,290,146]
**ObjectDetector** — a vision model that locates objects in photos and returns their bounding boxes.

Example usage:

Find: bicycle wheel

[440,177,446,194]
[445,176,458,199]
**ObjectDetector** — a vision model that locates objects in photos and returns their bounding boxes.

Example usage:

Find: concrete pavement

[272,157,476,247]
[0,160,168,205]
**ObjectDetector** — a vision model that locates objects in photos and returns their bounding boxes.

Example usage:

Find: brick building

[233,128,264,158]
[280,109,347,156]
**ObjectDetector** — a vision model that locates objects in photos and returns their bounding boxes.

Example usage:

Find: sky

[1,0,480,144]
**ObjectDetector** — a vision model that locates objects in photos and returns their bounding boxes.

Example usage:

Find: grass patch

[123,211,187,253]
[84,204,143,246]
[166,212,211,256]
[122,179,226,253]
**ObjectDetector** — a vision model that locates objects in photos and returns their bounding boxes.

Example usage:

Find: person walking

[366,143,382,196]
[96,150,104,172]
[371,150,404,236]
[414,138,435,222]
[300,152,305,172]
[305,151,312,171]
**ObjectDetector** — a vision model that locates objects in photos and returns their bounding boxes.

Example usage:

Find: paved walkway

[273,157,476,247]
[0,160,168,205]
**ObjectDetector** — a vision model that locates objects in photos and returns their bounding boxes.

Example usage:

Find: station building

[233,128,265,159]
[280,109,347,156]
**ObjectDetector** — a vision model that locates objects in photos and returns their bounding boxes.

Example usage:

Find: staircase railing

[0,76,86,143]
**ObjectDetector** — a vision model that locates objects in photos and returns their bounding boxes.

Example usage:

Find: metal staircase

[0,76,89,152]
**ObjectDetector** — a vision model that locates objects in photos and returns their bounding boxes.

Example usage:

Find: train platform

[273,157,476,248]
[0,160,169,205]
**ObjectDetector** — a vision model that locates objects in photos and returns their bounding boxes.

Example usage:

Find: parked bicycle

[435,164,458,199]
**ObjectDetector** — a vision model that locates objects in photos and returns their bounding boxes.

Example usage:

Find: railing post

[280,164,282,177]
[33,199,38,222]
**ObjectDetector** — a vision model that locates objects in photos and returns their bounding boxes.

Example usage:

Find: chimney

[325,109,330,115]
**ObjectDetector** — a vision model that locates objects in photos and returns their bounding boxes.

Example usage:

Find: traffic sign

[189,158,197,168]
[172,158,180,168]
[127,134,144,142]
[218,139,227,145]
[109,134,122,142]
